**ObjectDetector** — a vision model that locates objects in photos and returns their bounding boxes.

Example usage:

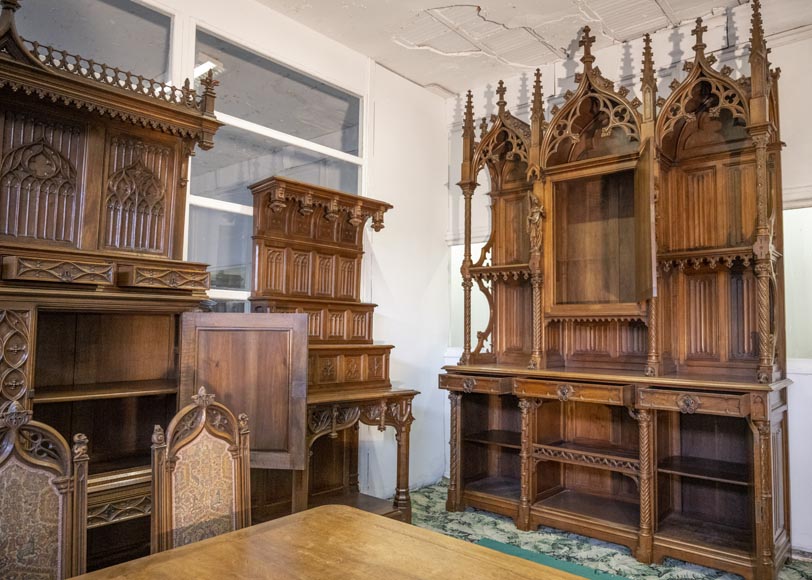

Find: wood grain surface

[73,505,580,579]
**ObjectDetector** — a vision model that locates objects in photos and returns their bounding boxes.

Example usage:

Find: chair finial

[73,433,89,460]
[0,401,31,430]
[152,424,166,446]
[192,385,215,407]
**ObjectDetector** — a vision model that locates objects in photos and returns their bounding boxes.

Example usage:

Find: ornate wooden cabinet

[441,3,790,579]
[0,1,307,571]
[249,177,418,523]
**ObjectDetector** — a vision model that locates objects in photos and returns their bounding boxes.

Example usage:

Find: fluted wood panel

[685,273,719,359]
[730,270,758,359]
[0,111,84,245]
[104,136,173,254]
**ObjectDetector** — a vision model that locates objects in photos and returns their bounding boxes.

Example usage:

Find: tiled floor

[410,481,812,580]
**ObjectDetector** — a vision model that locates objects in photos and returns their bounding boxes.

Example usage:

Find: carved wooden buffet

[0,1,308,571]
[249,177,417,523]
[441,3,790,579]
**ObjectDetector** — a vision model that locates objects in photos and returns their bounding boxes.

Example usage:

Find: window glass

[192,125,360,206]
[16,0,171,82]
[195,30,360,154]
[187,206,252,291]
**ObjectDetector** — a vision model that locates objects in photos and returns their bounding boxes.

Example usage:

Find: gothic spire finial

[641,33,656,89]
[463,90,475,138]
[750,0,766,53]
[580,26,596,70]
[531,69,544,121]
[496,80,507,113]
[692,17,708,58]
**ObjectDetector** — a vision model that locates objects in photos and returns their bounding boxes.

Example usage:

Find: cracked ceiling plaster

[257,0,812,96]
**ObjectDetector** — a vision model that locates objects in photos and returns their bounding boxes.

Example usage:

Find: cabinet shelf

[32,379,178,403]
[533,440,639,475]
[534,489,639,529]
[657,512,752,556]
[464,430,522,449]
[464,476,520,501]
[658,456,750,486]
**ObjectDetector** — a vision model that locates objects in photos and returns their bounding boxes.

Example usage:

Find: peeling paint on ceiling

[257,0,812,95]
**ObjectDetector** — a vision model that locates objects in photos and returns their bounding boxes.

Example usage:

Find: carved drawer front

[2,255,114,286]
[637,388,750,417]
[514,379,633,406]
[438,374,511,395]
[117,265,210,291]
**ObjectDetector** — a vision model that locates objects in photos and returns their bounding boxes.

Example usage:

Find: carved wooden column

[393,415,413,522]
[751,132,777,384]
[751,418,776,579]
[636,408,654,562]
[446,392,463,511]
[517,397,539,530]
[460,184,475,366]
[458,90,476,366]
[527,194,545,370]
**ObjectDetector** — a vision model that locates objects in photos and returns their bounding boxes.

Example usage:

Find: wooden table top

[74,505,582,579]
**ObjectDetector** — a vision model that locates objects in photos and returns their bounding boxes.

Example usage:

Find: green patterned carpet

[410,481,812,580]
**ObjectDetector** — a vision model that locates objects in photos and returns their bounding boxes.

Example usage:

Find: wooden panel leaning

[0,402,89,579]
[150,386,250,554]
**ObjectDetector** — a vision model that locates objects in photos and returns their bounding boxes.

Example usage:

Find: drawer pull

[557,384,574,401]
[677,393,700,414]
[462,378,477,393]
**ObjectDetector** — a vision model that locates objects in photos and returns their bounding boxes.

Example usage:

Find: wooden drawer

[2,255,114,286]
[438,373,511,395]
[637,388,750,417]
[514,378,633,406]
[117,265,209,291]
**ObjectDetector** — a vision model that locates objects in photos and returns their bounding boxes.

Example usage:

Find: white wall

[136,0,449,494]
[360,65,449,496]
[444,4,812,551]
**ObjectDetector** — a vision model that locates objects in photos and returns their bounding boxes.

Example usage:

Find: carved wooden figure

[0,402,89,579]
[441,2,790,578]
[151,386,250,553]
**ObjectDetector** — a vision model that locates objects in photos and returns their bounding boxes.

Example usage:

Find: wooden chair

[0,402,88,579]
[151,386,250,553]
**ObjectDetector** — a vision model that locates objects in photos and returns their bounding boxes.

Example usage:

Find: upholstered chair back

[151,386,250,553]
[0,402,88,579]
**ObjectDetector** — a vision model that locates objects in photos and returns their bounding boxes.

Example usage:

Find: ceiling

[257,0,812,96]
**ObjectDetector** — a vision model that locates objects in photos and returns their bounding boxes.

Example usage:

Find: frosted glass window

[16,0,171,82]
[196,30,360,154]
[191,125,359,206]
[187,207,252,292]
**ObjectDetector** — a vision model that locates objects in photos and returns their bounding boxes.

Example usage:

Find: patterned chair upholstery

[151,386,250,553]
[0,402,89,580]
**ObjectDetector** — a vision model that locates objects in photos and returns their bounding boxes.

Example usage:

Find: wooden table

[74,505,582,579]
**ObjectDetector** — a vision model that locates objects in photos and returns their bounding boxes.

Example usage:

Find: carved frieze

[2,255,114,285]
[117,265,209,292]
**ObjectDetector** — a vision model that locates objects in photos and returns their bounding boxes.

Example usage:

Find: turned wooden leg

[517,398,534,531]
[636,409,654,563]
[447,392,463,512]
[394,424,412,523]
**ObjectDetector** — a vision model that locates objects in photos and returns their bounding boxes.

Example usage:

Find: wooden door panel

[180,313,307,470]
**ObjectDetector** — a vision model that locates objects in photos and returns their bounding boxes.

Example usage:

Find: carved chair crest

[0,401,89,579]
[151,386,250,553]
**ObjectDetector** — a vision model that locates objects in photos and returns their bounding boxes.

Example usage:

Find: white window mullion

[188,194,254,216]
[216,112,363,167]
